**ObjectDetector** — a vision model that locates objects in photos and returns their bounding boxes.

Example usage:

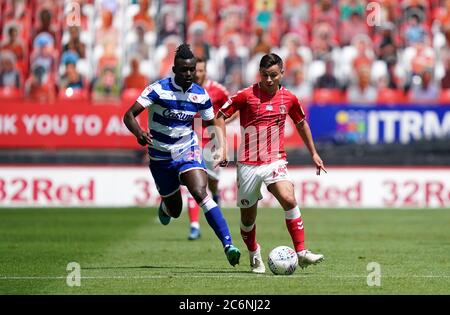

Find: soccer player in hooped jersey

[186,57,231,241]
[123,44,240,267]
[217,53,326,273]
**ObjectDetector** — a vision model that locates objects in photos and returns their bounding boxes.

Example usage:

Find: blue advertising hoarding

[308,105,450,144]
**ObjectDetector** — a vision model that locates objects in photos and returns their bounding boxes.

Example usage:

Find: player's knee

[164,200,183,217]
[240,217,255,227]
[189,186,208,203]
[280,195,297,210]
[171,208,182,218]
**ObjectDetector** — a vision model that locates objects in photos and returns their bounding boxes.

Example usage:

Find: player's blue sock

[200,196,232,247]
[212,193,220,206]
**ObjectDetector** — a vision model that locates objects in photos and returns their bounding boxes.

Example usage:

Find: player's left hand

[313,153,327,175]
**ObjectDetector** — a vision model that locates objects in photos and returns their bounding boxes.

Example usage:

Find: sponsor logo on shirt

[162,109,195,121]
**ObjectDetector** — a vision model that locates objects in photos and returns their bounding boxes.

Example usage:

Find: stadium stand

[0,0,449,165]
[0,0,449,104]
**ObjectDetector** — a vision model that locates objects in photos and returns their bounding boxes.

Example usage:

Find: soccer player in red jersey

[187,57,232,240]
[217,53,326,273]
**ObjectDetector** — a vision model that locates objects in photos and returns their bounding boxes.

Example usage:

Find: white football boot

[297,249,324,269]
[249,244,266,274]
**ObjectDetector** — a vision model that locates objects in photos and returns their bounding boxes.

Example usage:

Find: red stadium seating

[121,88,141,103]
[0,87,23,102]
[58,88,88,101]
[439,89,450,104]
[377,88,408,105]
[312,89,344,105]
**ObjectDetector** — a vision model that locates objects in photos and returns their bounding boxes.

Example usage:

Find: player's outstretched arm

[123,101,152,146]
[205,113,228,168]
[225,111,239,124]
[295,119,327,175]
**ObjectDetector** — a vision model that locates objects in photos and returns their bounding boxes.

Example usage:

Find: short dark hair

[195,56,207,64]
[175,43,195,63]
[259,53,283,70]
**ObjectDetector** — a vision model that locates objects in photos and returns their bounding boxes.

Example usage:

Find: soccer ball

[267,246,298,275]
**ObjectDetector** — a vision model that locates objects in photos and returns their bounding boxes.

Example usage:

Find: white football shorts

[202,146,221,181]
[236,159,292,208]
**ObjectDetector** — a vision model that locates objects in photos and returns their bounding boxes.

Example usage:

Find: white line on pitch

[1,275,450,280]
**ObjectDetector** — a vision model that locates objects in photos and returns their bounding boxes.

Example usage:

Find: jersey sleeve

[216,89,230,112]
[218,90,246,118]
[288,94,306,124]
[136,83,159,108]
[198,90,215,121]
[199,99,215,121]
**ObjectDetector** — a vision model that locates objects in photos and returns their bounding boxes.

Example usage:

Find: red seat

[439,89,450,104]
[377,88,407,104]
[313,89,344,104]
[121,88,141,103]
[0,87,23,101]
[58,88,88,101]
[116,89,142,109]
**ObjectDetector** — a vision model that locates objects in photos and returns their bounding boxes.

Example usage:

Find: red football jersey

[219,83,305,165]
[204,80,229,113]
[198,80,229,147]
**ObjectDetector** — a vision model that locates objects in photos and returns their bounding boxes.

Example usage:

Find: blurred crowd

[1,0,450,105]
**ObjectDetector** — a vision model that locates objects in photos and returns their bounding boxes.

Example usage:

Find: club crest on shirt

[143,85,153,96]
[266,104,273,111]
[280,105,286,114]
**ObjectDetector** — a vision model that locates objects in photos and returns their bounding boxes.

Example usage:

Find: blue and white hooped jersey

[137,77,215,160]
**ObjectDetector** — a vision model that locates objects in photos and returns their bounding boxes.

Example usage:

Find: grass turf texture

[0,208,449,294]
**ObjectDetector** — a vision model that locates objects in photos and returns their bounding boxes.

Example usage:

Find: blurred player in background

[217,53,325,273]
[186,56,232,241]
[123,44,240,267]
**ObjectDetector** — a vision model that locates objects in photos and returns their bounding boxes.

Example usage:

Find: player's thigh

[267,181,297,210]
[149,161,181,199]
[180,168,209,202]
[237,163,263,208]
[161,189,183,216]
[262,161,297,210]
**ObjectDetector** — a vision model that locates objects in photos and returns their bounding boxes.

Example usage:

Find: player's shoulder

[189,83,211,105]
[146,77,169,92]
[208,80,229,95]
[233,85,254,97]
[141,79,162,96]
[190,82,208,95]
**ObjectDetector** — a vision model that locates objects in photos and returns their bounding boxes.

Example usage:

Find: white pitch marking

[1,275,450,280]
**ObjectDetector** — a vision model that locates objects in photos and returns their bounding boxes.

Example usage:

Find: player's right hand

[312,153,327,175]
[137,131,152,146]
[213,149,228,168]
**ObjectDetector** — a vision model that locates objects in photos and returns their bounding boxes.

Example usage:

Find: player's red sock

[285,206,305,252]
[240,222,258,252]
[188,196,200,227]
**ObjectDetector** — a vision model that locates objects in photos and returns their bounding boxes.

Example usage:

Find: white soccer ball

[267,246,298,275]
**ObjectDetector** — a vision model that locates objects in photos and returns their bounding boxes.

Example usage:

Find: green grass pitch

[0,207,449,294]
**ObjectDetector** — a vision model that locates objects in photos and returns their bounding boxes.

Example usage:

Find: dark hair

[174,43,195,63]
[195,56,207,64]
[7,25,17,36]
[259,53,283,70]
